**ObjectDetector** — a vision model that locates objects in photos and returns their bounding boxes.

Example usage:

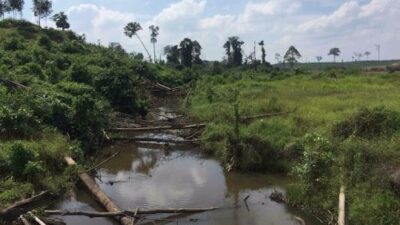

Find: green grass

[189,70,400,224]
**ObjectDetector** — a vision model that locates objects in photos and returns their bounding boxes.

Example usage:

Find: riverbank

[188,70,400,224]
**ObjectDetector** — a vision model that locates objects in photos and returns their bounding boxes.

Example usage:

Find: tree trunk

[338,186,345,225]
[153,42,157,64]
[64,157,132,225]
[111,123,206,132]
[135,34,152,62]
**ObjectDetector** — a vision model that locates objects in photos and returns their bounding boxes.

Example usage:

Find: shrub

[3,38,23,51]
[8,142,37,176]
[0,105,40,139]
[69,64,92,85]
[333,107,400,139]
[37,35,52,50]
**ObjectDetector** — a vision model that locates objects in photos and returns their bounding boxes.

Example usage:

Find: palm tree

[149,25,159,64]
[124,22,152,62]
[328,48,341,62]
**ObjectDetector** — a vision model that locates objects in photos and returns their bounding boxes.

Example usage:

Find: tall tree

[164,45,180,64]
[284,46,301,66]
[7,0,24,17]
[33,0,52,26]
[124,22,152,62]
[258,40,266,64]
[52,12,70,30]
[179,38,194,67]
[0,1,5,19]
[223,40,232,64]
[316,56,323,62]
[328,47,341,62]
[192,40,202,65]
[224,36,244,66]
[275,53,281,63]
[364,51,371,60]
[149,25,159,64]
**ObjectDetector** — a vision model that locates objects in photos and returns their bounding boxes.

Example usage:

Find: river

[52,96,322,225]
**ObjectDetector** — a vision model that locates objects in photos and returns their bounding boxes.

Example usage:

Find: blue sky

[18,0,400,62]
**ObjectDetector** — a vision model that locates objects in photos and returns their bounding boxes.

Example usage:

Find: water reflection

[53,141,321,225]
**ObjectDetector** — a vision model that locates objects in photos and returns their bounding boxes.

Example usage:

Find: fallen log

[240,110,295,122]
[0,78,27,89]
[28,212,46,225]
[111,123,206,132]
[113,137,200,145]
[45,207,217,217]
[19,215,32,225]
[64,157,132,225]
[0,191,54,221]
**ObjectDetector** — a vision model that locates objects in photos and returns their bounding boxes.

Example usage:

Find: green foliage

[69,63,92,84]
[333,107,400,139]
[95,66,147,115]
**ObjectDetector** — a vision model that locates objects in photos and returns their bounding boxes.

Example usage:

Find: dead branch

[114,137,200,145]
[111,123,206,132]
[45,207,217,217]
[240,109,296,122]
[0,78,28,89]
[19,215,32,225]
[0,191,54,221]
[86,151,121,172]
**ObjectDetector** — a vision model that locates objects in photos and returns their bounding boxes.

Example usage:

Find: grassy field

[188,70,400,225]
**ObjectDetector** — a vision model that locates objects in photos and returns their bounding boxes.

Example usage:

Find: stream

[52,97,322,225]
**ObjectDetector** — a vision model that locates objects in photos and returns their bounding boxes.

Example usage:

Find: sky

[19,0,400,62]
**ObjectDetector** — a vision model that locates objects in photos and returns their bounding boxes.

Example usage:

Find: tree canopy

[284,46,301,65]
[52,12,69,30]
[224,36,244,66]
[328,47,341,62]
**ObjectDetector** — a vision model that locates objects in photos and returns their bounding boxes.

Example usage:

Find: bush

[95,66,147,115]
[333,107,400,139]
[69,64,92,85]
[0,105,40,139]
[3,38,23,51]
[8,142,37,176]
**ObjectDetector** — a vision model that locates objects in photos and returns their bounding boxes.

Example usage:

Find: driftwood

[0,78,27,89]
[0,191,54,221]
[294,216,306,225]
[114,137,200,145]
[111,123,206,132]
[45,207,217,217]
[338,186,345,225]
[28,212,46,225]
[64,157,132,225]
[19,215,32,225]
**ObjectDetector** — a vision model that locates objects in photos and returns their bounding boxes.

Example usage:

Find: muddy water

[54,141,321,225]
[53,97,321,225]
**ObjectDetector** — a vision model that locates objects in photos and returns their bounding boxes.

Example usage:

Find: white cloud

[60,0,400,62]
[152,0,206,25]
[199,14,235,30]
[66,4,136,48]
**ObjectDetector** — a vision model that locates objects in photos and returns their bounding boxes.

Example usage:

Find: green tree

[33,0,52,26]
[224,36,244,66]
[124,22,152,62]
[284,46,301,66]
[164,45,179,64]
[192,40,202,65]
[149,25,159,63]
[258,40,266,64]
[316,56,322,62]
[52,12,70,30]
[223,40,232,64]
[275,53,281,63]
[7,0,24,17]
[179,38,194,67]
[328,47,341,62]
[0,1,6,19]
